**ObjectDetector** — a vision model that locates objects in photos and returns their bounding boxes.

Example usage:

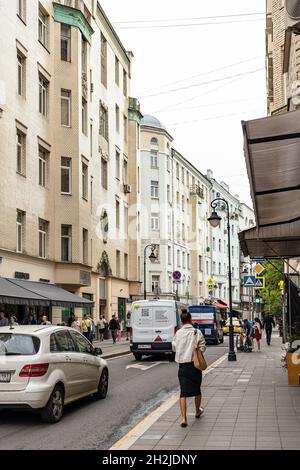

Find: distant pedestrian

[98,316,107,341]
[126,312,131,341]
[82,314,92,341]
[71,316,82,333]
[23,313,37,325]
[172,309,206,427]
[89,316,95,342]
[68,313,76,328]
[10,315,19,326]
[41,315,51,325]
[277,318,283,338]
[0,311,9,327]
[117,318,122,341]
[263,313,275,345]
[109,315,118,344]
[253,317,262,352]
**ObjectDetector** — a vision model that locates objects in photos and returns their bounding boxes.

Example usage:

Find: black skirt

[178,362,202,398]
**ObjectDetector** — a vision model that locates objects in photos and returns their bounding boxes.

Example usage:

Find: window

[182,252,186,269]
[213,261,216,273]
[18,0,26,22]
[101,34,107,87]
[168,216,171,237]
[181,167,185,184]
[167,156,171,172]
[99,104,108,140]
[123,115,128,141]
[115,57,119,85]
[186,171,189,188]
[206,260,209,274]
[182,195,185,212]
[116,199,120,229]
[115,105,120,132]
[82,161,88,200]
[39,147,48,187]
[187,253,190,269]
[38,218,47,259]
[61,157,71,193]
[124,205,128,234]
[177,250,181,267]
[61,24,71,61]
[101,158,108,189]
[199,282,203,297]
[123,158,128,184]
[116,250,120,277]
[219,239,221,252]
[123,69,127,96]
[151,213,159,231]
[182,223,185,241]
[176,162,179,179]
[16,210,24,253]
[82,228,88,264]
[219,262,221,275]
[124,253,128,279]
[16,129,26,175]
[69,331,93,354]
[115,150,120,180]
[39,75,48,116]
[167,184,170,203]
[151,275,160,291]
[176,192,180,208]
[81,37,87,73]
[168,246,172,265]
[151,180,159,198]
[38,7,48,48]
[150,149,158,168]
[198,255,202,272]
[82,98,87,135]
[17,52,25,96]
[61,90,71,126]
[61,225,72,262]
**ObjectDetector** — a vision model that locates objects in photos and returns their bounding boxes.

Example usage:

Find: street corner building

[0,0,142,326]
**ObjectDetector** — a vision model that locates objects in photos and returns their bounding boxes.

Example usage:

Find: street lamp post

[208,198,237,362]
[144,244,158,300]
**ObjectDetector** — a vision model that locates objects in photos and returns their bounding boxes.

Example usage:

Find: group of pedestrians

[239,314,276,352]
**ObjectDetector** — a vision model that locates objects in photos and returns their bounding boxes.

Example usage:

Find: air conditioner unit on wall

[286,0,300,30]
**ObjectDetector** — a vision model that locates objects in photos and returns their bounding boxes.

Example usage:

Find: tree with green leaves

[259,260,284,318]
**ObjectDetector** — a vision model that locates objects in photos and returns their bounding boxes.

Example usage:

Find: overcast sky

[100,0,267,207]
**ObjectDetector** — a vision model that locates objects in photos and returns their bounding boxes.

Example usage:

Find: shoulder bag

[193,330,207,371]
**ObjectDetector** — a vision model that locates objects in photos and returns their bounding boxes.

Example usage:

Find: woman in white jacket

[172,309,206,427]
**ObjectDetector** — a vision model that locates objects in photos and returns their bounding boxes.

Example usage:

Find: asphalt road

[0,339,229,450]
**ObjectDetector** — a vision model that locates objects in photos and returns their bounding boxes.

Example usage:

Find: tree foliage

[259,260,284,317]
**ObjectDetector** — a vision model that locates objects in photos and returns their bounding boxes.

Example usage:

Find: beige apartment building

[0,0,141,325]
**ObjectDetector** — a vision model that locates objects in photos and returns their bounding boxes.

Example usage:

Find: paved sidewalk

[93,337,131,359]
[127,334,300,450]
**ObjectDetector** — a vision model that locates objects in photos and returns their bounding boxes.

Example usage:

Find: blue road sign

[173,270,181,281]
[243,275,256,287]
[251,258,265,262]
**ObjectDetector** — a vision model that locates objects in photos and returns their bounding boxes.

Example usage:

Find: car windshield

[0,334,40,356]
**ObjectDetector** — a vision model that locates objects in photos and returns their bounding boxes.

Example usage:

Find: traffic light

[255,292,261,304]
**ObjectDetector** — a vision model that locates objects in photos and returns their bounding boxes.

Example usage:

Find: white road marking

[126,362,165,371]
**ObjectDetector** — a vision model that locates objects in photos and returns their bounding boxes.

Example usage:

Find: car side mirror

[94,347,102,356]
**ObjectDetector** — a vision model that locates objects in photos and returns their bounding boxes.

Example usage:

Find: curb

[110,352,227,450]
[103,350,131,360]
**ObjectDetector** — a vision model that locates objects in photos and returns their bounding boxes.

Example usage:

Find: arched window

[150,137,158,148]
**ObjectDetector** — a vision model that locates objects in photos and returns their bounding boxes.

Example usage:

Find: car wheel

[94,368,108,399]
[41,384,64,424]
[133,353,142,361]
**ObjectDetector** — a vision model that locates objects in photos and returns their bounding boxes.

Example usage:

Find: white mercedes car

[0,325,108,423]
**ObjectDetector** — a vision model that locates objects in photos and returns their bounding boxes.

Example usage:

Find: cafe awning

[240,110,300,258]
[0,278,94,307]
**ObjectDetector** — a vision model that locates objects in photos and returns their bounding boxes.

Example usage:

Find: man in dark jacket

[109,314,118,344]
[263,314,275,345]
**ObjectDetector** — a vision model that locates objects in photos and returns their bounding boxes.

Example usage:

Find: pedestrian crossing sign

[255,277,265,289]
[243,275,256,287]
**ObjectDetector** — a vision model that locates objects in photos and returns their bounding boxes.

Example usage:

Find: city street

[0,341,228,450]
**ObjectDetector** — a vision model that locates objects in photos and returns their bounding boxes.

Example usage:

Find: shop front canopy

[0,278,95,307]
[240,110,300,258]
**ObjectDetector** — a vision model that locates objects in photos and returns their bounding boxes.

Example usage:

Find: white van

[130,300,182,360]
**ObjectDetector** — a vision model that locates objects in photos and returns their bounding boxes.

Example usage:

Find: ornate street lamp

[144,244,158,300]
[208,198,237,361]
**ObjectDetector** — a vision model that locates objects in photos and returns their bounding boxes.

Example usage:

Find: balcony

[190,185,204,198]
[54,0,92,23]
[53,1,94,43]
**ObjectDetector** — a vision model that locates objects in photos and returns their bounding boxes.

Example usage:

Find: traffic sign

[251,257,265,262]
[243,275,256,287]
[207,277,214,286]
[255,277,265,289]
[173,271,181,281]
[254,263,265,276]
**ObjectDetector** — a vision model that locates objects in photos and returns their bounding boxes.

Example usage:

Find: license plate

[138,345,151,349]
[0,373,11,383]
[205,329,211,336]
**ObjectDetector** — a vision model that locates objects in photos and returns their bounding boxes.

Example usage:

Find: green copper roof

[53,3,94,44]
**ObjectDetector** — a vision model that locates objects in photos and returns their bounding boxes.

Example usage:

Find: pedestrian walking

[253,317,262,352]
[172,309,206,427]
[0,311,9,327]
[126,312,131,341]
[89,316,95,343]
[109,314,118,344]
[117,318,122,342]
[262,313,275,345]
[82,314,92,341]
[71,315,82,333]
[98,316,107,341]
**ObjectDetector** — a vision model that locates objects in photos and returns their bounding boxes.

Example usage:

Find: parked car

[0,325,108,423]
[223,317,242,335]
[130,299,183,360]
